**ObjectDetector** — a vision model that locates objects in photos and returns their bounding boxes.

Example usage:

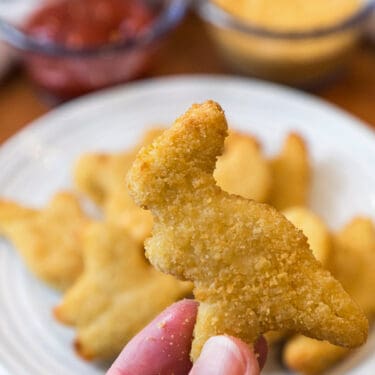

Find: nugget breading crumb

[127,101,368,361]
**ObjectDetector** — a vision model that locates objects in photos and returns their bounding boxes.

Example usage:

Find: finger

[107,299,198,375]
[189,335,261,375]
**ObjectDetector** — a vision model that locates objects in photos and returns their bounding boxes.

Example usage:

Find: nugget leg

[191,303,223,361]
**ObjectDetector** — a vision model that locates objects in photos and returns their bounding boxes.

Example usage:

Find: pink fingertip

[190,336,261,375]
[106,299,198,375]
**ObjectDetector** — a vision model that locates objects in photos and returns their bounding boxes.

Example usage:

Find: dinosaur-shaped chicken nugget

[214,132,272,202]
[104,187,153,243]
[284,217,375,374]
[74,128,164,242]
[284,335,349,375]
[0,192,87,290]
[74,128,164,205]
[331,217,375,316]
[55,222,192,360]
[0,201,37,235]
[265,207,332,345]
[127,101,368,361]
[269,133,310,210]
[283,206,332,267]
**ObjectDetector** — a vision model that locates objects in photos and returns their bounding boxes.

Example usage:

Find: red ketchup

[23,0,157,100]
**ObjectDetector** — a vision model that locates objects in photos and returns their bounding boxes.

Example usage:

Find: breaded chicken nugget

[332,217,375,315]
[0,200,37,235]
[284,207,331,266]
[103,188,153,243]
[74,128,164,206]
[284,336,349,375]
[127,101,367,361]
[0,192,87,290]
[266,208,332,345]
[265,207,332,345]
[214,132,272,202]
[74,152,134,206]
[284,217,375,374]
[269,133,310,210]
[55,222,191,360]
[74,128,163,242]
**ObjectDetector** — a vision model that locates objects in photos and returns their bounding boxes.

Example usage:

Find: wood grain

[0,14,374,145]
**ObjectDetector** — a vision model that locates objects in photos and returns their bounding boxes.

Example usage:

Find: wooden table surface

[0,14,375,144]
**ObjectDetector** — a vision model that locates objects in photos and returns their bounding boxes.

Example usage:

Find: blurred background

[0,0,374,143]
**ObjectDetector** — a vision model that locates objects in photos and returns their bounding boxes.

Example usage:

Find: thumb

[189,335,260,375]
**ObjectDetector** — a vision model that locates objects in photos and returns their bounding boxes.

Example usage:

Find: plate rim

[1,74,375,154]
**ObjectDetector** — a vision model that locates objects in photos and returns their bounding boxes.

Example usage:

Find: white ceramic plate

[1,76,375,375]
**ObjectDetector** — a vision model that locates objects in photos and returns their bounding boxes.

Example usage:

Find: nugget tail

[292,266,368,348]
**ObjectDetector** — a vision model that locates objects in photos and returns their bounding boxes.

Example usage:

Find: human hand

[107,299,267,375]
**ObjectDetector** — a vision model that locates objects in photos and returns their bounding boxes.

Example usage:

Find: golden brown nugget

[103,188,153,243]
[283,206,332,266]
[284,217,375,374]
[74,152,134,205]
[74,128,164,206]
[284,336,349,375]
[0,200,37,236]
[55,222,191,360]
[127,101,367,361]
[265,207,332,345]
[331,217,375,315]
[214,132,272,202]
[74,129,163,242]
[0,192,87,290]
[269,133,310,210]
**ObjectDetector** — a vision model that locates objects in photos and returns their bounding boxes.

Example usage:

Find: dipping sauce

[22,0,158,100]
[25,0,155,48]
[213,0,362,32]
[203,0,366,86]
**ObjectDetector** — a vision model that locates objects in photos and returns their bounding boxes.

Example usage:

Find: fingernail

[190,336,259,375]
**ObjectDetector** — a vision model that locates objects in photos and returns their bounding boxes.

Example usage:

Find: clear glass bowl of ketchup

[0,0,187,100]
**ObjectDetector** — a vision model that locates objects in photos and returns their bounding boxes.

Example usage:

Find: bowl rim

[0,0,188,57]
[195,0,375,39]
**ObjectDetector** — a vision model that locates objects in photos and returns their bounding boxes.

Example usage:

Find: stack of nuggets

[0,129,192,361]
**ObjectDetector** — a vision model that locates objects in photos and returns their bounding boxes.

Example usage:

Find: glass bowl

[196,0,375,87]
[0,0,187,100]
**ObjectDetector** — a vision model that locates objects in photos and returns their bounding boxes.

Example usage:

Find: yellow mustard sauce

[213,0,362,31]
[207,0,364,85]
